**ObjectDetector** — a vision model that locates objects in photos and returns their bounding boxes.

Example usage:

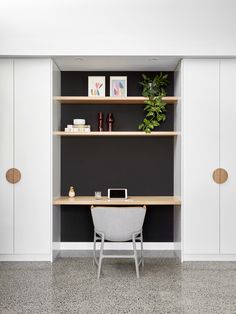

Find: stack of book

[64,119,91,133]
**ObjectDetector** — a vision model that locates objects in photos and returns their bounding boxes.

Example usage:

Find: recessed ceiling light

[74,57,84,62]
[149,58,159,62]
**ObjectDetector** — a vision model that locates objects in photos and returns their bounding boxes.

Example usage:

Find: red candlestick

[106,113,114,131]
[98,112,103,131]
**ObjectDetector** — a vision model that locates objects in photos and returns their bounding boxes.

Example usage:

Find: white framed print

[88,76,105,97]
[110,76,127,97]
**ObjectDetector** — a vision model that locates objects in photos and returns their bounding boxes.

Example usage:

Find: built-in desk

[53,196,181,206]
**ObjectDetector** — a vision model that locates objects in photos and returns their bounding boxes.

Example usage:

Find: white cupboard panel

[220,59,236,254]
[52,62,61,260]
[14,59,51,254]
[174,62,182,260]
[183,59,220,254]
[0,60,14,254]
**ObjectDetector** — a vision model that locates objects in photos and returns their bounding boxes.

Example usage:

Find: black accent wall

[61,71,174,242]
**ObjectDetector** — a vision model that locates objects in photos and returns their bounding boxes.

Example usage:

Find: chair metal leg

[141,231,144,267]
[93,231,96,266]
[132,234,139,279]
[97,233,104,279]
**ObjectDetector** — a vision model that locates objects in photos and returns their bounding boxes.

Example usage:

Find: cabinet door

[183,59,220,255]
[0,60,14,254]
[14,59,51,254]
[220,59,236,254]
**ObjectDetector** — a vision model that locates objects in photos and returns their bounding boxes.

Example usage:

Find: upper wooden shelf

[54,96,178,105]
[53,196,181,206]
[53,131,178,137]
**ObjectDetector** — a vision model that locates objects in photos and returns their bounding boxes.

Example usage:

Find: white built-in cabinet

[0,59,54,261]
[183,59,236,260]
[1,57,236,262]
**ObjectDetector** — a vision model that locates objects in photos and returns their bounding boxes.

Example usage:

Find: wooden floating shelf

[53,131,178,137]
[53,196,181,206]
[54,96,178,105]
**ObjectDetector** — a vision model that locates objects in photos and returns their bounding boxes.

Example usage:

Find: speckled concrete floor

[0,258,236,314]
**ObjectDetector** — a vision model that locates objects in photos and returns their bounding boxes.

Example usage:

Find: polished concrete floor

[0,257,236,313]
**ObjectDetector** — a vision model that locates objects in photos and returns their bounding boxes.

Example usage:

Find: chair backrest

[91,206,146,241]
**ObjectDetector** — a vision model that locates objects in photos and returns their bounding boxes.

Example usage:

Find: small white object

[73,126,91,133]
[67,125,73,129]
[69,186,75,197]
[73,124,90,128]
[65,128,72,132]
[73,119,85,125]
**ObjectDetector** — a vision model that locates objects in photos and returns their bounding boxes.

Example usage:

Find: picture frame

[88,76,105,97]
[110,76,127,97]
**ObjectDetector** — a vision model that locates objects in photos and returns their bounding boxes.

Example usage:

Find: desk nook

[53,71,181,248]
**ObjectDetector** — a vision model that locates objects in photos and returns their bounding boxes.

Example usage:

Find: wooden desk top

[53,196,181,206]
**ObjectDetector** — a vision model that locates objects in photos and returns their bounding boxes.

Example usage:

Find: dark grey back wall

[61,71,174,242]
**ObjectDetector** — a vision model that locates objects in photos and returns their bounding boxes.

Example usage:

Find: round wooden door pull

[213,168,228,184]
[6,168,21,184]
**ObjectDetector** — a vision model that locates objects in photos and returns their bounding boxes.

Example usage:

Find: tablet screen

[109,189,127,198]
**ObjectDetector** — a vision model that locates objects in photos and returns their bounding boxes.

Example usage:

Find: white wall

[0,0,235,56]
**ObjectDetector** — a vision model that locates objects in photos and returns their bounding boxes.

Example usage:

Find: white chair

[91,206,146,279]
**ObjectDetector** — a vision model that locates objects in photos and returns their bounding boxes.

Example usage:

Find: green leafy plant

[138,73,168,133]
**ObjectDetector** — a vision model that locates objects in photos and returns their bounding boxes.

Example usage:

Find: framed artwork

[110,76,127,97]
[88,76,105,97]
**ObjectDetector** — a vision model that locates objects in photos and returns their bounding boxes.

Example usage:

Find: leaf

[146,111,154,117]
[144,105,151,111]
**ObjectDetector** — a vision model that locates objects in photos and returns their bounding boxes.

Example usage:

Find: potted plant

[138,73,168,133]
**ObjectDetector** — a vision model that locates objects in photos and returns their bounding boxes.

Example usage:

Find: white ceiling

[53,56,181,71]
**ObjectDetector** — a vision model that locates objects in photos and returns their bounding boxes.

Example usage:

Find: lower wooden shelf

[53,196,181,206]
[53,131,178,137]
